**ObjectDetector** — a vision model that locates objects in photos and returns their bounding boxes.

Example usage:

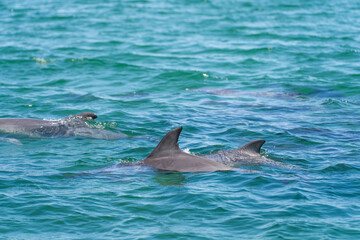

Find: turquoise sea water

[1,0,360,239]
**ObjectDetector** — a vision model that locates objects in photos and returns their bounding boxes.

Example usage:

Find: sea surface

[1,0,360,239]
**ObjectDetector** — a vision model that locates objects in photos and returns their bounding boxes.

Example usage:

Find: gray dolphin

[0,112,125,142]
[143,127,232,172]
[202,139,285,167]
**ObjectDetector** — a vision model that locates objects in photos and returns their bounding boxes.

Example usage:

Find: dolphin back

[203,139,267,166]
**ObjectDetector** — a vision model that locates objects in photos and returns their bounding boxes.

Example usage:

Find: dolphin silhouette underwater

[0,112,126,144]
[86,126,284,174]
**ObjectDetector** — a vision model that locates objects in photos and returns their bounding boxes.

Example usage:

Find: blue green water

[1,0,360,239]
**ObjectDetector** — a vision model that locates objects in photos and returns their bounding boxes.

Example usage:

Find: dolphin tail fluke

[146,127,182,158]
[238,139,265,155]
[61,112,98,121]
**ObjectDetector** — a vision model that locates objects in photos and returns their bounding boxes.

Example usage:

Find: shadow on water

[152,171,188,186]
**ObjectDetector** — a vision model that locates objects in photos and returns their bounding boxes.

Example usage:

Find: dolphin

[202,139,286,167]
[143,127,232,172]
[0,112,126,142]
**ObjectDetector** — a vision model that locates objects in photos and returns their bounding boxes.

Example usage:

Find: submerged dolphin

[0,112,125,142]
[187,88,301,99]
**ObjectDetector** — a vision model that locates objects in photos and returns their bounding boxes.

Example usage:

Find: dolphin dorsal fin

[146,127,182,158]
[61,112,98,121]
[238,139,265,155]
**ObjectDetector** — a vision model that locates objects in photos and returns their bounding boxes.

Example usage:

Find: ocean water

[1,0,360,239]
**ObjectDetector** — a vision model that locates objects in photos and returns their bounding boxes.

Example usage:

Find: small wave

[66,58,84,62]
[321,163,359,173]
[243,175,273,186]
[321,98,350,108]
[31,57,55,65]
